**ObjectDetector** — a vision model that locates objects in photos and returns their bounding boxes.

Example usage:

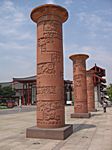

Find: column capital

[30,4,68,23]
[69,54,89,61]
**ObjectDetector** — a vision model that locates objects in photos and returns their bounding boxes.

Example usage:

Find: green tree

[0,85,15,98]
[0,85,3,96]
[107,84,112,101]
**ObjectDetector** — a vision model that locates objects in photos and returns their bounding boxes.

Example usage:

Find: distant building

[12,76,73,105]
[0,81,12,88]
[0,64,107,107]
[13,76,36,105]
[89,64,106,107]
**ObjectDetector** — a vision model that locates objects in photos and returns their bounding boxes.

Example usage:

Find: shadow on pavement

[91,113,103,117]
[73,123,96,133]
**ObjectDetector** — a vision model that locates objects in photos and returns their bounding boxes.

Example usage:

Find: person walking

[103,101,107,113]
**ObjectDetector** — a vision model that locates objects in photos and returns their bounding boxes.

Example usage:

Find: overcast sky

[0,0,112,85]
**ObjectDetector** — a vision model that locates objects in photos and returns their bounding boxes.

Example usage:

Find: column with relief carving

[69,54,91,118]
[26,4,73,140]
[87,70,96,112]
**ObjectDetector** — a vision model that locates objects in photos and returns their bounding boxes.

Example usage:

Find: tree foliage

[107,84,112,101]
[0,85,15,98]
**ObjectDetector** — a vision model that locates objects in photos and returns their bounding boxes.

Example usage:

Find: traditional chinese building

[12,76,36,105]
[11,76,73,106]
[89,64,106,107]
[0,64,106,107]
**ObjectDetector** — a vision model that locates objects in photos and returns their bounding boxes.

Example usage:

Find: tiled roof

[13,76,36,82]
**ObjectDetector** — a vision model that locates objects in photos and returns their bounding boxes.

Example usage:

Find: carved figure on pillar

[26,4,73,140]
[69,54,91,118]
[87,70,96,112]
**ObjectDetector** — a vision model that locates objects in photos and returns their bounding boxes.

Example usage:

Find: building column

[31,84,36,104]
[26,4,73,140]
[27,83,30,105]
[87,70,96,112]
[22,83,24,105]
[69,54,91,118]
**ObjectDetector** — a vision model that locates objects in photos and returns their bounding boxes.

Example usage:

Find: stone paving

[0,106,112,150]
[0,106,36,115]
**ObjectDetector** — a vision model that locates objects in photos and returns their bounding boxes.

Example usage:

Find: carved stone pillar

[69,54,91,118]
[87,70,96,112]
[26,4,73,140]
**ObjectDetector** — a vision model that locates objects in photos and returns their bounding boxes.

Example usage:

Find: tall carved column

[69,54,91,118]
[26,4,73,140]
[87,70,96,112]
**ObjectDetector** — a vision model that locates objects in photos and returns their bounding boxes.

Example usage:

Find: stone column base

[89,109,97,112]
[26,124,73,140]
[71,113,91,118]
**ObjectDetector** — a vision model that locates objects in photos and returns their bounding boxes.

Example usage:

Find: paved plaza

[0,106,112,150]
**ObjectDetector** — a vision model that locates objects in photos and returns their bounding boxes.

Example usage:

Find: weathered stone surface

[69,54,90,118]
[71,112,91,118]
[26,4,73,140]
[87,70,96,112]
[30,4,68,128]
[26,124,73,140]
